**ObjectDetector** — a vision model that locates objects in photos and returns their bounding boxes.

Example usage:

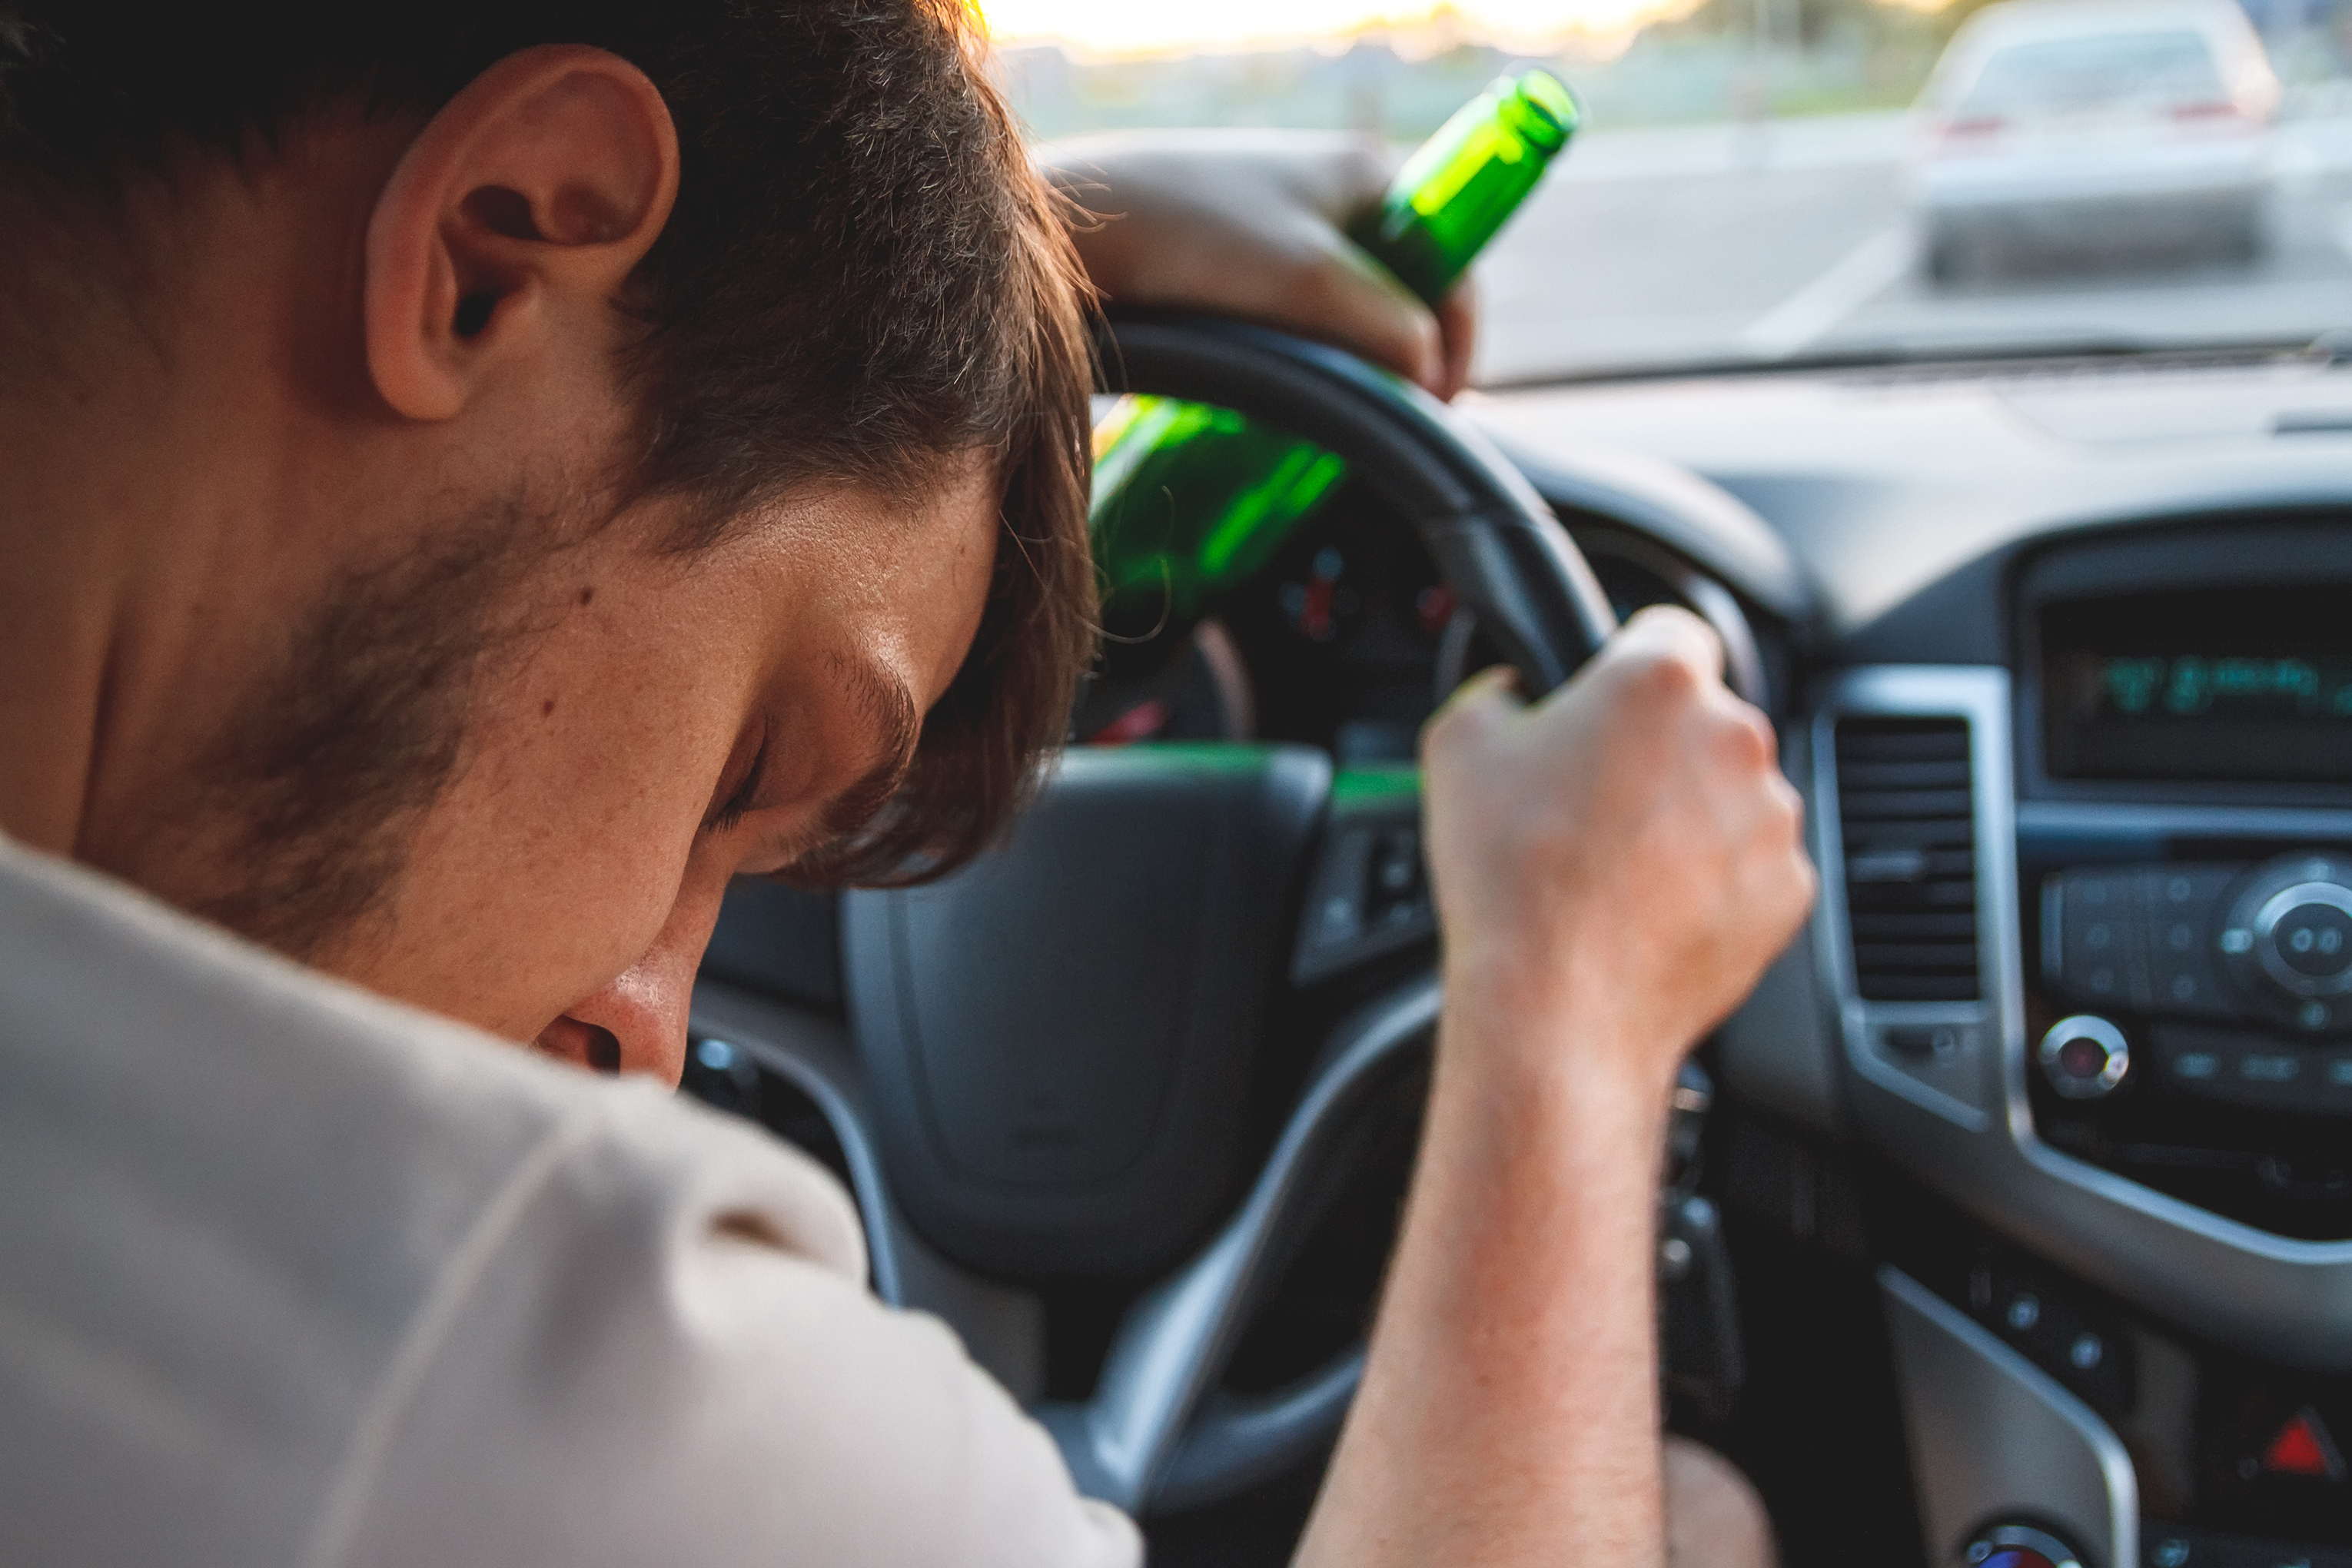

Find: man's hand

[1039,130,1478,400]
[1297,607,1812,1568]
[1422,605,1817,1096]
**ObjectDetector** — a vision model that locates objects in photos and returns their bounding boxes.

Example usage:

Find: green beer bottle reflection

[1091,68,1580,643]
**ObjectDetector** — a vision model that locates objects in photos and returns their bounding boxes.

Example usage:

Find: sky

[975,0,1693,57]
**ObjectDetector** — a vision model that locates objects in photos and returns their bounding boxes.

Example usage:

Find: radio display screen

[2041,584,2352,783]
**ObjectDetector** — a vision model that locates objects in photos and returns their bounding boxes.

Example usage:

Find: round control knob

[2039,1015,2130,1099]
[2254,885,2352,989]
[1958,1523,2084,1568]
[2219,854,2352,1032]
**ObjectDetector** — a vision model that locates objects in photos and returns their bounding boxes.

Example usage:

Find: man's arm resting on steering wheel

[1038,131,1478,401]
[1299,611,1816,1566]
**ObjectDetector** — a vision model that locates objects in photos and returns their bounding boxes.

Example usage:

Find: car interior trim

[1881,1265,2139,1568]
[1815,668,2352,1369]
[1476,426,1814,623]
[2017,799,2352,844]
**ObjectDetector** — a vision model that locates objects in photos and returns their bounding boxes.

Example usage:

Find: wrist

[1438,938,1688,1111]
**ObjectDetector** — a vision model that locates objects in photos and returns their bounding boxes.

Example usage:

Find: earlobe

[362,44,680,423]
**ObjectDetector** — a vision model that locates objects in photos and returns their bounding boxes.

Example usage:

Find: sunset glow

[976,0,1699,57]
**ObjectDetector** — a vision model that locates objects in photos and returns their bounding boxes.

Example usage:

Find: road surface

[1470,111,2352,384]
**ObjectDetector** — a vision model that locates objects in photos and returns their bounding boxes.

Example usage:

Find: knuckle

[1716,706,1773,769]
[1423,688,1501,758]
[1282,250,1346,311]
[1618,643,1703,703]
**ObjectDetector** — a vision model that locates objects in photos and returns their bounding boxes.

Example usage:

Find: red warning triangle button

[2261,1407,2347,1481]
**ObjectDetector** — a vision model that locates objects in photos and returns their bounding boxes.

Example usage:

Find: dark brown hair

[0,0,1098,889]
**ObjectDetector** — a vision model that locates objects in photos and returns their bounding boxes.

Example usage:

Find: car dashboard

[689,344,2352,1568]
[1481,345,2352,1568]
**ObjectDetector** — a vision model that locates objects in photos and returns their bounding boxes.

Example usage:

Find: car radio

[2012,537,2352,1240]
[2041,853,2352,1115]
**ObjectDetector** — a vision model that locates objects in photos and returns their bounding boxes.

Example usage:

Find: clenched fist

[1421,605,1815,1096]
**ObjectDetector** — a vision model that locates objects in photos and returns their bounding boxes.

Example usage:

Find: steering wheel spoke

[1039,976,1440,1516]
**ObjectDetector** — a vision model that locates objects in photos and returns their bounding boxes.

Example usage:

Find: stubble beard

[167,490,570,967]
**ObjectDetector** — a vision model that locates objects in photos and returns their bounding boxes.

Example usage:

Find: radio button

[2140,867,2238,1019]
[2271,899,2352,982]
[2039,1015,2131,1099]
[2219,855,2352,1031]
[2052,872,2149,1008]
[2151,1023,2352,1114]
[2045,866,2242,1017]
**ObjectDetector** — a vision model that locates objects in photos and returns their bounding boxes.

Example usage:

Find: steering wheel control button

[1290,774,1435,986]
[2039,1015,2131,1099]
[1958,1523,2083,1568]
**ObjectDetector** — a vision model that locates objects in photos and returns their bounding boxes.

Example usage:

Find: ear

[364,45,679,421]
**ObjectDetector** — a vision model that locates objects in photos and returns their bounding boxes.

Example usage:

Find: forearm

[1294,961,1674,1568]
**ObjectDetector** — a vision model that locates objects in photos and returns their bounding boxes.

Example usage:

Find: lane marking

[1737,225,1914,360]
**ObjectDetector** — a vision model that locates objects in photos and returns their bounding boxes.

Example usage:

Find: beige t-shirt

[0,836,1140,1567]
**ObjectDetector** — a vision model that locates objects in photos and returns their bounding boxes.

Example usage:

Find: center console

[2020,546,2352,1243]
[1804,517,2352,1568]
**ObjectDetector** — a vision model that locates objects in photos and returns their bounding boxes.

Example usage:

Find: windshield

[1954,31,2225,116]
[983,0,2350,381]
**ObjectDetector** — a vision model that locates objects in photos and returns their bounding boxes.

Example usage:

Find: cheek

[347,596,742,1039]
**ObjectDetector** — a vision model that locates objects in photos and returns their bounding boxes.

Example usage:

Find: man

[0,4,1813,1564]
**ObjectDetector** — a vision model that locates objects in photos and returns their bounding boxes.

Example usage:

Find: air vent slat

[1837,728,1968,761]
[1851,882,1978,911]
[1835,759,1972,790]
[1835,717,1982,1003]
[1842,819,1975,852]
[1838,787,1977,819]
[1849,912,1981,940]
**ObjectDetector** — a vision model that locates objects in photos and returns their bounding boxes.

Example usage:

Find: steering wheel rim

[1098,311,1619,698]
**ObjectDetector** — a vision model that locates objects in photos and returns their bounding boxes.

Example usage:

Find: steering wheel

[838,314,1619,1516]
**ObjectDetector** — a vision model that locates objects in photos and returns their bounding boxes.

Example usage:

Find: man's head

[0,3,1096,1080]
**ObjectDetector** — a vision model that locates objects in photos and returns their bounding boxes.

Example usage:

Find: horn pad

[844,745,1331,1281]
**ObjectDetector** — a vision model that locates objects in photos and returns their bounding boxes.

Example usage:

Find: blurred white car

[1906,0,2281,283]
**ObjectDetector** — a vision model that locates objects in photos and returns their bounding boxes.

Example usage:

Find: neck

[0,144,393,872]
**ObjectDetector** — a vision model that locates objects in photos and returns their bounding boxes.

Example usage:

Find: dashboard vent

[1834,718,1980,1002]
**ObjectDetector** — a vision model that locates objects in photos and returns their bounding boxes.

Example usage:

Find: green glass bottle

[1091,69,1580,644]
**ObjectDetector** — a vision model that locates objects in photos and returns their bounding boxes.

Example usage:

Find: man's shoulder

[0,831,863,1265]
[0,835,875,1566]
